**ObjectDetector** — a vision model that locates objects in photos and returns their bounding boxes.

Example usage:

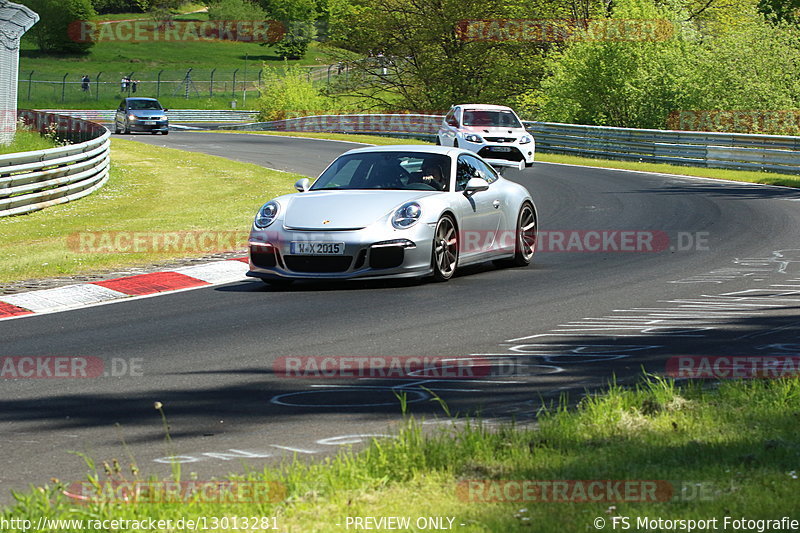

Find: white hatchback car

[437,104,534,167]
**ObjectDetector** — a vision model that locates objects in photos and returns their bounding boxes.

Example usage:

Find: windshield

[311,152,452,191]
[128,100,162,110]
[462,109,522,128]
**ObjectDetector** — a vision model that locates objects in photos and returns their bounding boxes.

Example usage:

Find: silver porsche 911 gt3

[247,145,537,286]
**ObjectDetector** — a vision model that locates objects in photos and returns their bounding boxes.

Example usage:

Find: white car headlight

[519,135,533,144]
[392,202,421,229]
[254,201,280,228]
[464,133,483,143]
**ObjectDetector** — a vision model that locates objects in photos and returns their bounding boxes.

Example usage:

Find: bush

[21,0,96,54]
[256,65,342,121]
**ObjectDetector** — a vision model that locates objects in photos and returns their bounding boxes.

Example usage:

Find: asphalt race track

[2,131,799,504]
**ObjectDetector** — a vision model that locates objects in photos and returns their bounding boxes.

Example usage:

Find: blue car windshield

[312,152,451,191]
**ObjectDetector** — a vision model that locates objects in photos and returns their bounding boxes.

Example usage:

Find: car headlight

[392,202,421,229]
[464,134,483,143]
[254,201,280,228]
[519,135,533,145]
[128,114,137,120]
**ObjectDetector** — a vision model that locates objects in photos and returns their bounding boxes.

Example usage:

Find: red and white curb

[0,258,249,321]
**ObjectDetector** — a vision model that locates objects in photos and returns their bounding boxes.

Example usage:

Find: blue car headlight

[255,201,280,228]
[392,202,421,229]
[464,134,483,143]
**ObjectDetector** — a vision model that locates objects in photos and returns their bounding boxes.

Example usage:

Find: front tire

[123,120,131,135]
[432,215,458,281]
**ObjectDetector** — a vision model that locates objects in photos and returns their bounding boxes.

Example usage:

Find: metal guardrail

[220,113,441,141]
[522,121,800,175]
[41,109,260,123]
[1,111,110,217]
[223,113,800,175]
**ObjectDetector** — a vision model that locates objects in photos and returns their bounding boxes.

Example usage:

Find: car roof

[454,104,515,112]
[340,144,483,159]
[124,97,159,102]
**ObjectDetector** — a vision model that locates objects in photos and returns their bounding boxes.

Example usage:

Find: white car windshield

[312,152,451,191]
[462,110,522,128]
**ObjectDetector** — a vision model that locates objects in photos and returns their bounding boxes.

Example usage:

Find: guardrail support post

[210,68,216,97]
[157,69,163,98]
[232,68,238,99]
[61,73,68,103]
[95,72,102,101]
[27,70,34,100]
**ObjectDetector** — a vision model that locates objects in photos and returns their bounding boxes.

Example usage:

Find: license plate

[144,121,156,125]
[290,241,345,255]
[489,146,512,152]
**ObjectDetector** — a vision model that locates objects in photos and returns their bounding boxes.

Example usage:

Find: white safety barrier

[0,110,110,217]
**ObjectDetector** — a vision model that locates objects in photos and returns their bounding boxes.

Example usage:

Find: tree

[325,0,574,111]
[258,0,318,59]
[20,0,96,54]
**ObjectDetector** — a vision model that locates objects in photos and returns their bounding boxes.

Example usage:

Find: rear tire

[432,215,458,282]
[163,130,169,135]
[509,203,536,267]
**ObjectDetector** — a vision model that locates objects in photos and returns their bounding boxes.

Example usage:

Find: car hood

[129,110,165,118]
[282,190,435,230]
[462,125,523,136]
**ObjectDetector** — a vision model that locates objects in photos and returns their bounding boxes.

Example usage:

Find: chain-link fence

[17,65,339,106]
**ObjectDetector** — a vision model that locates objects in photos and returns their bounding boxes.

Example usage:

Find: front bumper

[129,120,169,132]
[460,138,535,164]
[247,224,436,280]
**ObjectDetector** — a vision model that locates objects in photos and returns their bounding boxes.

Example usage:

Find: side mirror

[464,177,489,195]
[163,108,169,112]
[294,178,311,192]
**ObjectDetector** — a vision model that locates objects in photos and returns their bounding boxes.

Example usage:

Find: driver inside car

[420,161,448,191]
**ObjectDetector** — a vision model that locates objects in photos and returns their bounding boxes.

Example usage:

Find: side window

[456,155,479,191]
[470,157,499,184]
[445,108,458,127]
[456,155,498,191]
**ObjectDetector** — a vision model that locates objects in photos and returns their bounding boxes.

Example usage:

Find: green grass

[0,128,58,155]
[0,138,300,283]
[18,10,337,110]
[2,376,798,531]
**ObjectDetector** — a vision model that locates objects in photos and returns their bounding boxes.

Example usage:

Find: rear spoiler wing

[485,159,524,172]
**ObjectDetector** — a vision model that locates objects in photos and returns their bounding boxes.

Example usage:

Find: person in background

[81,75,90,92]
